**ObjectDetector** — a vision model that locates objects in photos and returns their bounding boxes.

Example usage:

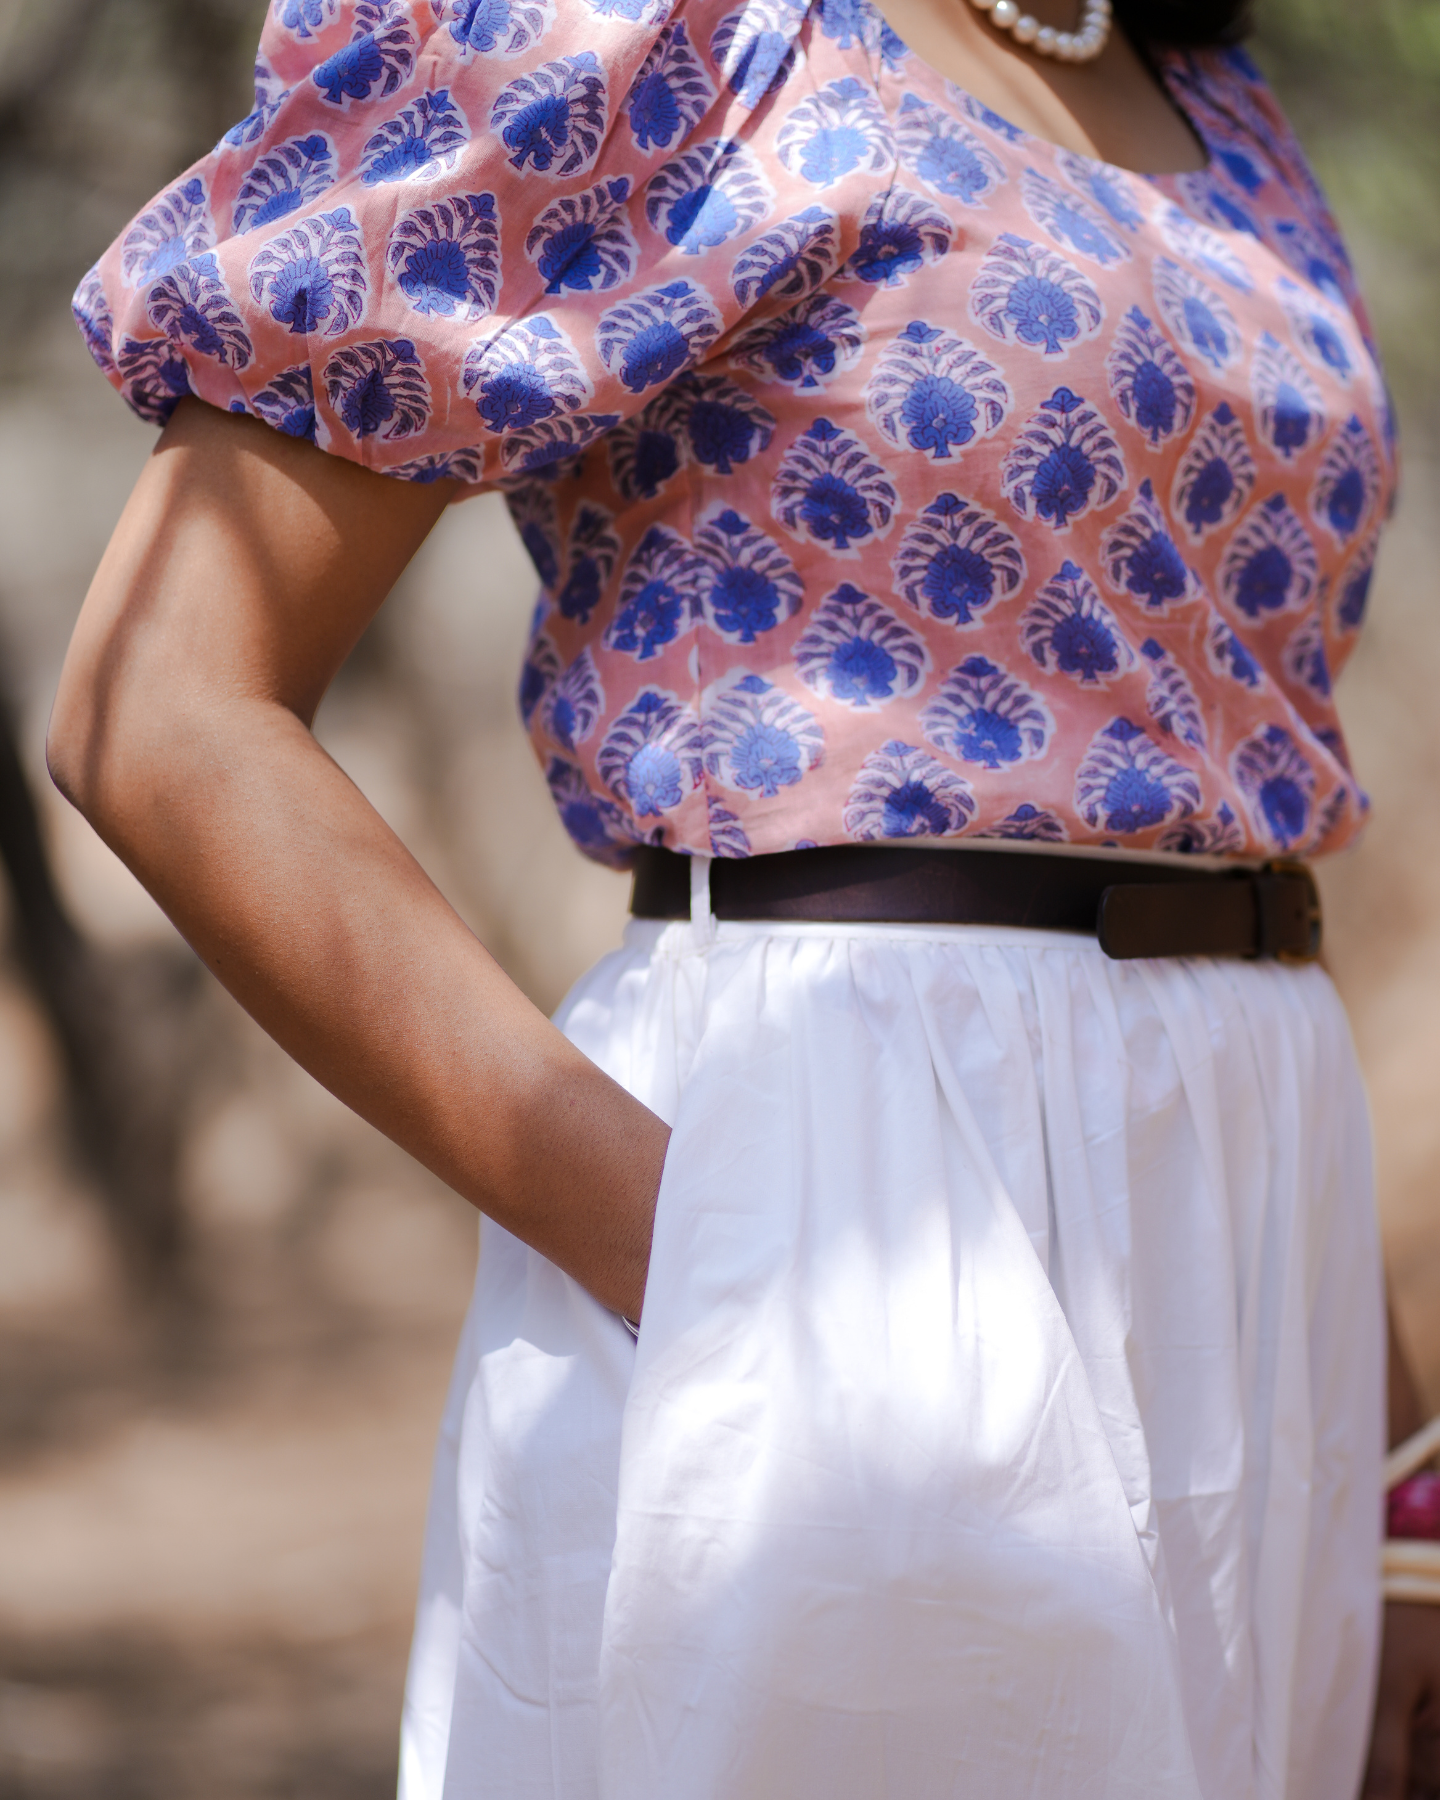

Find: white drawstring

[690,853,715,942]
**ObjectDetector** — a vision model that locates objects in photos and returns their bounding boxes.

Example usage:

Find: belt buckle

[1261,858,1322,964]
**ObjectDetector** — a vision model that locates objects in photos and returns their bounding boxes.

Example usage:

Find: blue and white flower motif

[250,364,318,441]
[361,89,471,185]
[1311,721,1353,773]
[710,0,806,111]
[1173,170,1261,241]
[1171,401,1255,541]
[1210,140,1271,196]
[499,411,620,478]
[582,0,669,22]
[1053,149,1144,231]
[1100,478,1200,610]
[545,754,636,858]
[1220,494,1318,618]
[792,583,929,708]
[596,280,723,395]
[1310,414,1380,543]
[627,21,716,153]
[920,655,1051,769]
[72,270,115,378]
[389,446,487,482]
[273,0,339,40]
[775,77,894,188]
[644,138,774,255]
[1001,386,1126,531]
[323,338,430,440]
[1075,718,1201,833]
[952,89,1026,142]
[1157,205,1252,292]
[542,647,605,747]
[387,192,501,321]
[1271,216,1348,308]
[703,671,824,796]
[771,417,899,555]
[605,526,705,660]
[728,292,865,391]
[695,508,803,642]
[661,374,777,476]
[508,483,561,588]
[116,335,193,425]
[490,56,606,177]
[843,741,975,839]
[981,804,1068,841]
[1152,257,1241,372]
[233,133,336,233]
[526,179,636,296]
[866,323,1009,460]
[1333,526,1378,633]
[606,395,686,501]
[147,254,254,368]
[518,630,560,725]
[731,205,839,305]
[1250,331,1324,461]
[433,0,555,58]
[557,502,622,621]
[1105,305,1196,449]
[224,55,290,147]
[890,492,1025,626]
[1206,617,1264,690]
[816,0,906,65]
[1231,723,1315,850]
[708,796,753,858]
[1282,615,1331,700]
[969,233,1104,358]
[312,2,416,106]
[895,93,1005,206]
[462,316,590,433]
[249,206,367,335]
[1276,275,1353,383]
[1140,637,1207,749]
[1021,166,1130,268]
[1313,782,1354,843]
[599,689,705,818]
[840,187,952,287]
[1022,561,1135,686]
[121,177,214,287]
[1157,800,1244,855]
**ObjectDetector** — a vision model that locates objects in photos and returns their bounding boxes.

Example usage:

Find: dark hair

[1116,0,1253,45]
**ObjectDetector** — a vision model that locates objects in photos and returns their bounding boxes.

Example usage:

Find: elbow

[46,660,100,821]
[46,634,152,833]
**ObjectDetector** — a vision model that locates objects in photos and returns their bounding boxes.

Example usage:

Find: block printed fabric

[75,0,1396,863]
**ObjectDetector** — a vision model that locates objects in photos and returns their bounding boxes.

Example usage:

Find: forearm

[49,401,666,1317]
[101,695,661,1308]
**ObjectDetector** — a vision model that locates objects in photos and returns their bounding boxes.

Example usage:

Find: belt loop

[689,853,715,941]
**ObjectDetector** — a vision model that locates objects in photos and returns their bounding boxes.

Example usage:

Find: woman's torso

[509,9,1393,865]
[77,0,1396,867]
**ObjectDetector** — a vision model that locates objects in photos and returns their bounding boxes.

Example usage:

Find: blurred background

[0,0,1436,1792]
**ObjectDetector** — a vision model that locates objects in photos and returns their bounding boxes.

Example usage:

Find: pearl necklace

[969,0,1112,62]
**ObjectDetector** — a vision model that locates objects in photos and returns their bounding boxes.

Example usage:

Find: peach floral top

[74,0,1394,863]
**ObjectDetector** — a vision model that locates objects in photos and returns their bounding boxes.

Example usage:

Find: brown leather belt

[629,845,1322,962]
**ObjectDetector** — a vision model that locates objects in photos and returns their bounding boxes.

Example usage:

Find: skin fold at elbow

[45,620,198,856]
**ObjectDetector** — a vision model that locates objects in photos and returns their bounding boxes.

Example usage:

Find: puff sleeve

[72,0,802,488]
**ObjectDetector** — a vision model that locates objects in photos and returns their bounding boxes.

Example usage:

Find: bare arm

[47,397,667,1319]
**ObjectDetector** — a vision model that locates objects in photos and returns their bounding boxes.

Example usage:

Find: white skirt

[398,912,1384,1800]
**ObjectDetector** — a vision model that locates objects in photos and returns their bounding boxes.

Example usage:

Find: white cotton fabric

[398,915,1385,1800]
